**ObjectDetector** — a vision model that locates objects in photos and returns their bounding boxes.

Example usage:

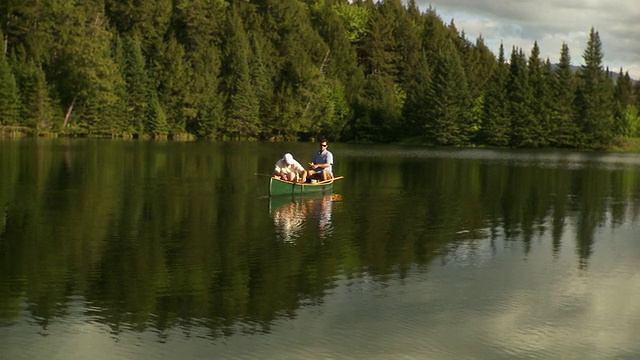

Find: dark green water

[1,139,640,359]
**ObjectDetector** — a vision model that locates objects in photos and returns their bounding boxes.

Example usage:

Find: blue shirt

[311,149,333,174]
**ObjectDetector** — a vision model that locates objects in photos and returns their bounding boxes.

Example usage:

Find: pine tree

[147,94,169,137]
[461,35,496,100]
[172,0,226,138]
[1,0,55,66]
[104,0,172,47]
[121,35,152,135]
[117,32,169,137]
[17,60,58,130]
[153,34,191,136]
[0,31,23,126]
[388,0,429,139]
[260,0,330,139]
[575,28,614,148]
[358,0,400,78]
[507,47,535,147]
[223,5,261,139]
[527,41,550,147]
[614,70,634,110]
[481,43,510,146]
[427,39,473,145]
[249,34,276,136]
[352,72,402,142]
[402,49,432,138]
[110,35,132,135]
[188,47,225,139]
[612,70,634,137]
[47,3,123,134]
[172,0,227,52]
[421,6,449,66]
[551,42,579,147]
[309,1,362,139]
[346,0,404,141]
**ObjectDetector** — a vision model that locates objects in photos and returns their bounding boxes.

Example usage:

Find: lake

[1,139,640,359]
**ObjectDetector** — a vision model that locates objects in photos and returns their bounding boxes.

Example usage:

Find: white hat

[283,153,294,164]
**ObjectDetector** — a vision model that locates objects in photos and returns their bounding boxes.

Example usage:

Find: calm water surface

[1,139,640,359]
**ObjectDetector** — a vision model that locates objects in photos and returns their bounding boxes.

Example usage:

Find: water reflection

[2,140,640,359]
[270,194,339,243]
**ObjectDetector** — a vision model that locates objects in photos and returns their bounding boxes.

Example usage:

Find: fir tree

[0,30,23,126]
[481,43,510,146]
[0,62,21,127]
[18,60,58,130]
[613,71,639,137]
[249,34,277,136]
[358,0,400,78]
[173,0,226,138]
[104,0,172,47]
[121,35,152,135]
[309,1,361,139]
[551,42,579,147]
[402,49,432,138]
[223,5,260,139]
[575,28,614,149]
[262,0,329,138]
[507,47,535,147]
[461,35,496,100]
[353,72,402,142]
[527,41,551,147]
[427,39,473,145]
[153,35,191,136]
[188,47,225,138]
[49,3,123,133]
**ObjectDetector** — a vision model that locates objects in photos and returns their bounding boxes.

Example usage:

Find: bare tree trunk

[302,50,331,118]
[318,49,330,75]
[63,96,77,129]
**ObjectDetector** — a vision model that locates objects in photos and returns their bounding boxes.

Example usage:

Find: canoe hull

[269,177,337,196]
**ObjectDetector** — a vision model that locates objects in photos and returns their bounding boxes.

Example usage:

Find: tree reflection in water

[270,194,340,243]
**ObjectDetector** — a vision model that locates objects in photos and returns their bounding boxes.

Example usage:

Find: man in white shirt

[273,153,307,183]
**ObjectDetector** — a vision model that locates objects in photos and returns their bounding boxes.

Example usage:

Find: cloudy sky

[413,0,640,80]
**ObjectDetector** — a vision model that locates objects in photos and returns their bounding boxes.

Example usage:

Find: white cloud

[414,0,640,79]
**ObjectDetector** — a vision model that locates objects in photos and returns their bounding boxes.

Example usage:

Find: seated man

[273,153,307,183]
[307,139,334,181]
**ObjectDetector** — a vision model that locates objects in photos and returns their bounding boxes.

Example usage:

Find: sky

[413,0,640,80]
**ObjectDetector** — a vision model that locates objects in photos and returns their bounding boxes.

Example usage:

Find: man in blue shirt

[307,139,334,181]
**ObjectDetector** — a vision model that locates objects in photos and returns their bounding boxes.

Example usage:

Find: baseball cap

[283,153,294,164]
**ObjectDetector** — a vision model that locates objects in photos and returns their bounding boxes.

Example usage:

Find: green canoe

[269,176,343,196]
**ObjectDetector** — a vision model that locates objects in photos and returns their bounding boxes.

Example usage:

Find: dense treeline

[1,0,639,148]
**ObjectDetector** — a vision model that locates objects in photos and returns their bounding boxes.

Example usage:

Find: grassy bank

[610,138,640,153]
[4,128,640,153]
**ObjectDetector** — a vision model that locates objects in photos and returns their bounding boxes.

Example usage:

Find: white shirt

[274,158,305,176]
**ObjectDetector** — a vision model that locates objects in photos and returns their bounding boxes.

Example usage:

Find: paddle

[254,173,273,177]
[314,176,344,185]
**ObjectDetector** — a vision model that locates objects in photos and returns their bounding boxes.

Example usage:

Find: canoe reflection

[270,194,341,243]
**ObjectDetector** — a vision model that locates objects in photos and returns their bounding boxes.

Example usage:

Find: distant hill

[549,64,637,83]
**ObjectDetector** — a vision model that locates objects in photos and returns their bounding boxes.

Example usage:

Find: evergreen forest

[1,0,639,149]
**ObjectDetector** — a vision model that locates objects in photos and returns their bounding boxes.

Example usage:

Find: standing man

[307,139,333,181]
[273,153,307,183]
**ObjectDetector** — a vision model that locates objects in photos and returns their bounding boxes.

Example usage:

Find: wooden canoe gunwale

[269,176,343,196]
